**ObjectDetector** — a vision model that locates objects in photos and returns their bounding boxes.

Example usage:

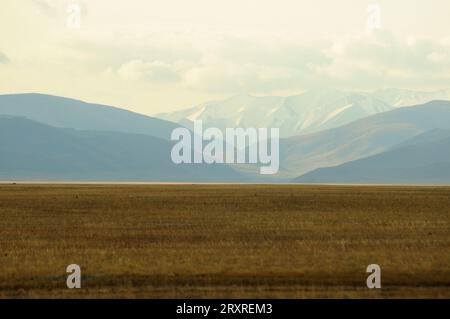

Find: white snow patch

[320,103,354,125]
[266,107,279,116]
[296,112,316,130]
[187,106,206,121]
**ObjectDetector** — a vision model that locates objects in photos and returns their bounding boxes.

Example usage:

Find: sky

[1,0,450,115]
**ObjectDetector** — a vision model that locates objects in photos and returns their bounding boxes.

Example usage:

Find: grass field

[0,184,449,298]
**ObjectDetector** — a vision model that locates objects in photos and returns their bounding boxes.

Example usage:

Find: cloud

[117,60,181,83]
[319,30,450,89]
[32,0,88,21]
[183,60,306,94]
[0,52,9,64]
[104,30,450,94]
[180,37,332,93]
[3,1,450,114]
[32,0,57,16]
[97,36,333,94]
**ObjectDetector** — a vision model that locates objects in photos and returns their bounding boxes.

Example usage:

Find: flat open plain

[0,184,449,298]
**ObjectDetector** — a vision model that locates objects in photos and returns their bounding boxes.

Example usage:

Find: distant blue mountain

[278,100,450,179]
[2,93,450,184]
[293,128,450,184]
[0,116,245,182]
[0,93,179,140]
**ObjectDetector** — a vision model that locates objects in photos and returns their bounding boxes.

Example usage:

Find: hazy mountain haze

[294,128,450,184]
[275,100,450,179]
[0,116,244,182]
[0,94,180,140]
[1,94,450,183]
[2,1,450,114]
[159,89,450,138]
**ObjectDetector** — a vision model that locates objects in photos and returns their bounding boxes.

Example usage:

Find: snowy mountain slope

[229,100,450,181]
[374,88,450,108]
[294,128,450,184]
[279,100,450,179]
[158,89,393,137]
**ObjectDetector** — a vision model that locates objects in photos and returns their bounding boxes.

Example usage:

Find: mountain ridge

[158,89,394,137]
[269,100,450,179]
[158,88,450,138]
[0,93,181,140]
[0,116,245,182]
[293,128,450,184]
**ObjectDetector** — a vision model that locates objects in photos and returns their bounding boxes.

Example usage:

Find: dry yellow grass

[0,184,449,298]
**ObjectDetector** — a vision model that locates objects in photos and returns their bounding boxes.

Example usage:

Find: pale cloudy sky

[1,0,450,115]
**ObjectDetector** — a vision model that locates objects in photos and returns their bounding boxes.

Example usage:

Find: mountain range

[277,100,450,180]
[294,128,450,184]
[1,91,450,183]
[158,88,450,138]
[373,88,450,108]
[0,116,244,182]
[0,93,178,140]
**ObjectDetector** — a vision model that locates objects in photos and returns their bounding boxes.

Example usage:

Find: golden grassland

[0,184,449,298]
